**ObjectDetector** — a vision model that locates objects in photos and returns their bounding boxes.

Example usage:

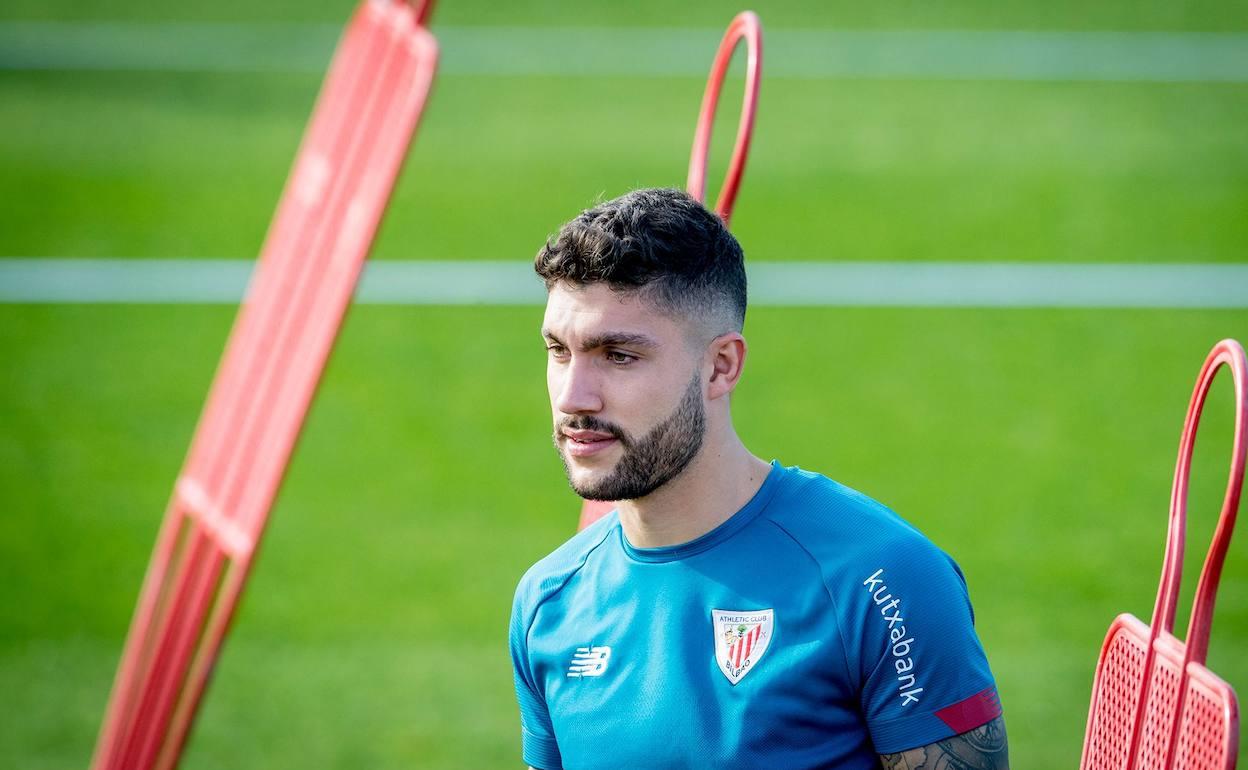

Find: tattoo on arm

[879,716,1008,770]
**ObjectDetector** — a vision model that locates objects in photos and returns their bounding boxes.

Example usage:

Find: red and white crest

[711,608,774,685]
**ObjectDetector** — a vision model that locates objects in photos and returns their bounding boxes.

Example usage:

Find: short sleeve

[510,583,563,770]
[855,537,1002,753]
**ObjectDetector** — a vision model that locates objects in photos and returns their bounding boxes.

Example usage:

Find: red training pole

[90,3,440,768]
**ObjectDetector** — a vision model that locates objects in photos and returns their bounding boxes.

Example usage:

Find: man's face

[542,282,707,501]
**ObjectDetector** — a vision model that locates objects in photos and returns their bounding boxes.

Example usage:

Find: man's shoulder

[765,464,948,572]
[767,464,926,542]
[512,511,618,618]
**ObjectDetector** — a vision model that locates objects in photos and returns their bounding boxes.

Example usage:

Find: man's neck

[615,435,772,550]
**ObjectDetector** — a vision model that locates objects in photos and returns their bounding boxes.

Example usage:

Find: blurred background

[1,0,1246,767]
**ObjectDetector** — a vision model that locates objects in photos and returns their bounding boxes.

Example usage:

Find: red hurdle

[1081,339,1245,770]
[576,10,763,532]
[90,3,438,768]
[685,10,763,228]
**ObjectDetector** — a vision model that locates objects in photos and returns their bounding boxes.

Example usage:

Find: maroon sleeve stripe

[934,687,1003,734]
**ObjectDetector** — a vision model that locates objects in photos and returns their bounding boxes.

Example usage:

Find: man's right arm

[511,576,562,770]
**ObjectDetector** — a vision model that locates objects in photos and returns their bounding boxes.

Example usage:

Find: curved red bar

[685,11,763,226]
[412,0,434,25]
[1176,339,1246,664]
[1150,339,1246,650]
[1078,340,1244,770]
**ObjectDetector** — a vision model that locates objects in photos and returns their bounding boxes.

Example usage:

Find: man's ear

[706,332,747,401]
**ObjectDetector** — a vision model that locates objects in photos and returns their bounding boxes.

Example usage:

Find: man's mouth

[561,429,619,458]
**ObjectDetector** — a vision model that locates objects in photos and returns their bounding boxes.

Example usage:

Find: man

[510,188,1007,769]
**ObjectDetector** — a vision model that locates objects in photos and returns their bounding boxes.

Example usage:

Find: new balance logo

[566,646,611,678]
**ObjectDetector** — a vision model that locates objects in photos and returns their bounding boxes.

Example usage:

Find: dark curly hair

[534,188,746,335]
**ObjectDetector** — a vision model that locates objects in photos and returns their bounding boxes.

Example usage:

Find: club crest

[711,608,774,685]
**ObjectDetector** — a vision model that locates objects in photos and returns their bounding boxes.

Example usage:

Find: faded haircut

[533,188,747,336]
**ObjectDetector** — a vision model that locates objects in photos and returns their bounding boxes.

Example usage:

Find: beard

[554,371,706,502]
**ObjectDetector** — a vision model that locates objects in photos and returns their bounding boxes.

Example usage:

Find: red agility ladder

[1081,338,1246,770]
[577,10,763,531]
[90,3,438,769]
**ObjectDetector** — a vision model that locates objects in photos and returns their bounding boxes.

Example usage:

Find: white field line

[0,259,1245,308]
[1,23,1247,82]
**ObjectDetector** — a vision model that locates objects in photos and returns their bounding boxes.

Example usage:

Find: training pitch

[2,0,1246,767]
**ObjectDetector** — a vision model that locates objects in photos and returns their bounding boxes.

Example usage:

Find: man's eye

[605,350,635,364]
[546,344,568,357]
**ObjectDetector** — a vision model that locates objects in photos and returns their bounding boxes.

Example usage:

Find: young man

[510,188,1008,769]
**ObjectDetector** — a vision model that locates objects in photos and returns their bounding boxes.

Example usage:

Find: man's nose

[554,357,604,415]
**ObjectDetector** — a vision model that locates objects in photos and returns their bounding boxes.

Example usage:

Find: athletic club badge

[711,608,774,685]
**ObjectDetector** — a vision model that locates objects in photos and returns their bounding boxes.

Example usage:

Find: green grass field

[2,1,1247,768]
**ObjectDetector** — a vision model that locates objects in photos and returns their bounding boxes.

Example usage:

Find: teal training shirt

[509,462,1001,769]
